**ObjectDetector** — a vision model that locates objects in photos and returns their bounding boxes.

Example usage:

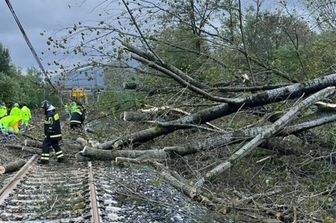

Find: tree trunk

[195,87,335,187]
[82,110,336,162]
[24,139,43,148]
[0,159,26,174]
[122,111,152,122]
[79,146,168,161]
[107,73,336,149]
[164,112,336,156]
[22,146,41,154]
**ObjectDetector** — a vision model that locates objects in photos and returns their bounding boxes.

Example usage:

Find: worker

[64,103,71,119]
[10,103,21,116]
[0,115,22,134]
[70,101,85,129]
[21,104,32,128]
[0,103,7,119]
[39,100,64,164]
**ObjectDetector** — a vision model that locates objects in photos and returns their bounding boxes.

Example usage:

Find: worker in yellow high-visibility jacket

[0,115,22,134]
[21,104,32,127]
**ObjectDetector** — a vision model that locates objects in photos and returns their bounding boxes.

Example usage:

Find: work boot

[57,157,64,163]
[37,159,48,165]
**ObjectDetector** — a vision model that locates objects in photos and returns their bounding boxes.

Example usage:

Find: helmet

[41,100,49,109]
[47,105,56,111]
[14,103,19,107]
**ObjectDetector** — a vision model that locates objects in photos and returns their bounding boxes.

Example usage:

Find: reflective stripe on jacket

[44,113,62,140]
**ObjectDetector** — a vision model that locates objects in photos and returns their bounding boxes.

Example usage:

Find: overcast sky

[0,0,305,73]
[0,0,110,72]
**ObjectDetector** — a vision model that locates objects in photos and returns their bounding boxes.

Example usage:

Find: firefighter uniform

[70,102,85,129]
[40,104,64,164]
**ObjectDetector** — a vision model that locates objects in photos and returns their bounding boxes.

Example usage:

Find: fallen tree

[98,72,336,150]
[80,108,336,161]
[195,87,335,187]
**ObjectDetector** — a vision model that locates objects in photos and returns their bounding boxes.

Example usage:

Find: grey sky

[0,0,306,73]
[0,0,108,72]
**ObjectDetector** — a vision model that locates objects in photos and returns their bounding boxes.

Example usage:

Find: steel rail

[0,155,38,204]
[88,161,101,223]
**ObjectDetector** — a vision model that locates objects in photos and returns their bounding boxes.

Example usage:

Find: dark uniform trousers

[41,137,64,163]
[40,112,64,164]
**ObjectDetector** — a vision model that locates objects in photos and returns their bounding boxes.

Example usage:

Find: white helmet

[47,105,56,111]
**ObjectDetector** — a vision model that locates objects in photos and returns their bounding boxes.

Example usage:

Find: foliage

[0,43,11,74]
[153,26,208,75]
[0,44,54,108]
[97,90,144,116]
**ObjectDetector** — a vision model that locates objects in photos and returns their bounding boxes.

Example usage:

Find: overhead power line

[5,0,57,91]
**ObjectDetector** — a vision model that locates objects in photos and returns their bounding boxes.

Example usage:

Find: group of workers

[0,100,86,165]
[0,102,31,136]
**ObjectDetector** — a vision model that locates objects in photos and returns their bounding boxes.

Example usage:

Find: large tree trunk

[24,139,43,148]
[79,146,168,161]
[164,112,336,156]
[104,73,336,149]
[195,87,335,187]
[80,111,336,161]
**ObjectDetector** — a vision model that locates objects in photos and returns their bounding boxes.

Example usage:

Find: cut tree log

[24,139,43,148]
[122,111,155,122]
[76,137,88,146]
[5,144,41,154]
[0,159,26,174]
[103,72,336,149]
[195,87,335,188]
[22,146,41,154]
[5,144,23,150]
[78,146,168,161]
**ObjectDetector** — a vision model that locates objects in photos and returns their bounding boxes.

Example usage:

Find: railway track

[0,154,221,223]
[0,155,108,222]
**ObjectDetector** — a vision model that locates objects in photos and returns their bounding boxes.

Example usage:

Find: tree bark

[165,112,336,156]
[81,111,336,161]
[79,146,168,161]
[22,147,41,154]
[24,139,43,148]
[0,159,26,174]
[195,87,335,187]
[122,111,153,122]
[105,73,336,149]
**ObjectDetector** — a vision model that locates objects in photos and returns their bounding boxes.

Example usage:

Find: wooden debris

[0,159,26,174]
